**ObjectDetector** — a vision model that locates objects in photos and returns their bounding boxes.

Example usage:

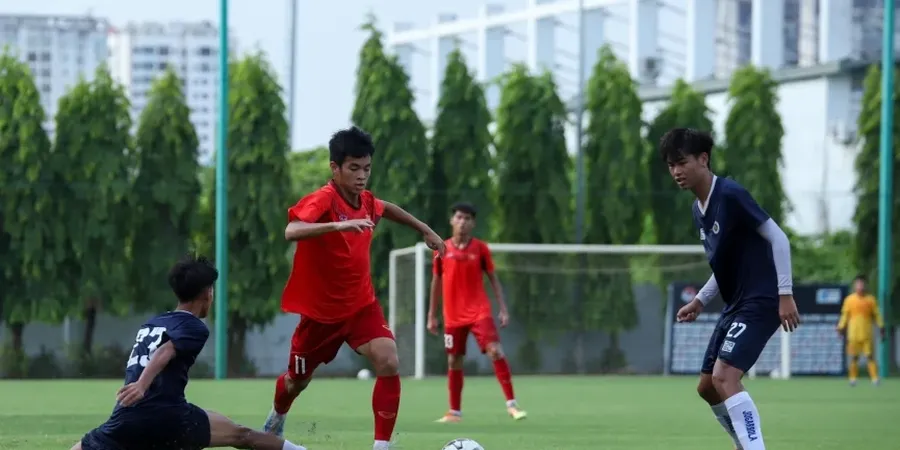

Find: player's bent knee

[361,337,400,376]
[696,375,720,403]
[285,372,312,394]
[69,442,82,450]
[447,354,465,369]
[711,360,744,397]
[486,342,504,359]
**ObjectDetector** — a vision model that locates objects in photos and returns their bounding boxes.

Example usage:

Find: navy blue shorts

[701,300,781,374]
[81,403,210,450]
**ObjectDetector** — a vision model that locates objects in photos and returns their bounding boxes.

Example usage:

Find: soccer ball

[357,369,372,380]
[442,438,484,450]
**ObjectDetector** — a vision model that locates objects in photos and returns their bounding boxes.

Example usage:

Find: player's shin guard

[448,369,463,413]
[273,373,299,414]
[711,402,743,449]
[492,358,515,403]
[724,391,765,449]
[373,375,401,445]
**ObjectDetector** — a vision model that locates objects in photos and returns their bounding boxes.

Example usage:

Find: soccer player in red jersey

[427,202,527,423]
[263,126,445,450]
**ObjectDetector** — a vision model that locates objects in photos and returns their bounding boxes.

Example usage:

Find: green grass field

[1,375,897,449]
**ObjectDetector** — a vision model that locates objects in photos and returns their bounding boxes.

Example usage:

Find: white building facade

[0,14,109,136]
[388,0,892,235]
[108,22,225,162]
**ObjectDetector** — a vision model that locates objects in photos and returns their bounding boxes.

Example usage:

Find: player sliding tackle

[427,202,527,423]
[263,126,445,450]
[72,253,308,450]
[660,128,801,450]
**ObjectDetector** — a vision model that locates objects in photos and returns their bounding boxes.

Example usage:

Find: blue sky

[2,0,531,149]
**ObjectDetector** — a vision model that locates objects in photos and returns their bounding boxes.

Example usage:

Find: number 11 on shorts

[293,355,306,375]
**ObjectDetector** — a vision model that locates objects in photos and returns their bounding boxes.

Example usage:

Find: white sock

[283,441,306,450]
[373,439,391,450]
[711,402,743,449]
[725,391,765,449]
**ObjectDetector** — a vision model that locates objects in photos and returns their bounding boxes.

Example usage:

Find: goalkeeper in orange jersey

[837,275,885,386]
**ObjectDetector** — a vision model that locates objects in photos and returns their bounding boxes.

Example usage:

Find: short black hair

[168,253,219,303]
[451,201,477,218]
[658,128,714,165]
[854,274,867,283]
[329,126,375,166]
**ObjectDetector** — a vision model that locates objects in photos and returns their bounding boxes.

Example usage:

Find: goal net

[388,243,845,380]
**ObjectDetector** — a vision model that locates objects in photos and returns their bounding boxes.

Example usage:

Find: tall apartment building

[108,21,226,161]
[0,14,109,135]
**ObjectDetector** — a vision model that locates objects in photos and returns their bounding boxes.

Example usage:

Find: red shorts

[443,317,499,356]
[287,301,394,379]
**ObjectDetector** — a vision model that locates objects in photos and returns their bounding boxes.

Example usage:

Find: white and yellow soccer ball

[442,438,484,450]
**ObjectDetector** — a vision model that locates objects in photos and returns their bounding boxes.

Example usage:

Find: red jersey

[433,238,495,327]
[281,181,384,323]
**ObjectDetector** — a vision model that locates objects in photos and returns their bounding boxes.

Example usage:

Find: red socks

[273,372,299,414]
[448,369,464,411]
[372,375,401,442]
[492,358,515,401]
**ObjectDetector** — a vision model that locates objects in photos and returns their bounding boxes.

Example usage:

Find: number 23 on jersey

[127,326,166,368]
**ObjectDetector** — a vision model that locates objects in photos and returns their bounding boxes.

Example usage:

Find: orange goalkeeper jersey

[837,293,883,342]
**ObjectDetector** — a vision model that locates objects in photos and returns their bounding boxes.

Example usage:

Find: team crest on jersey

[337,213,348,221]
[712,221,720,234]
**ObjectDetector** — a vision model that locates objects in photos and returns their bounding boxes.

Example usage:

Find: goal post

[387,243,790,379]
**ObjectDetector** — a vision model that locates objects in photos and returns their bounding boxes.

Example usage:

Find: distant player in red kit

[427,202,527,423]
[263,126,445,450]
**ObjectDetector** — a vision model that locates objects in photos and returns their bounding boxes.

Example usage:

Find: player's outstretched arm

[756,219,801,330]
[428,274,442,335]
[117,341,176,406]
[382,201,445,254]
[285,220,340,240]
[678,275,718,322]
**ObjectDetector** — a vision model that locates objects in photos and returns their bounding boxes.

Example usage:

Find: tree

[494,65,571,371]
[722,65,787,224]
[646,79,714,245]
[430,49,494,236]
[351,19,429,296]
[853,64,900,322]
[0,53,62,371]
[211,53,293,375]
[53,66,133,360]
[288,147,331,196]
[580,46,643,371]
[131,70,202,312]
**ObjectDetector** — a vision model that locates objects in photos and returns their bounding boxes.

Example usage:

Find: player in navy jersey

[72,253,308,450]
[659,128,800,450]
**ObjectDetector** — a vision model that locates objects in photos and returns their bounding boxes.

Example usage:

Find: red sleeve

[432,251,442,275]
[365,192,385,224]
[287,191,329,223]
[480,241,495,274]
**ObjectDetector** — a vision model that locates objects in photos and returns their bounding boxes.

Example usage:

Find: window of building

[737,0,752,65]
[199,46,212,56]
[27,52,37,62]
[159,46,169,56]
[40,52,51,62]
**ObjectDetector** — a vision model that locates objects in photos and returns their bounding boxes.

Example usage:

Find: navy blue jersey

[96,310,209,447]
[693,177,778,312]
